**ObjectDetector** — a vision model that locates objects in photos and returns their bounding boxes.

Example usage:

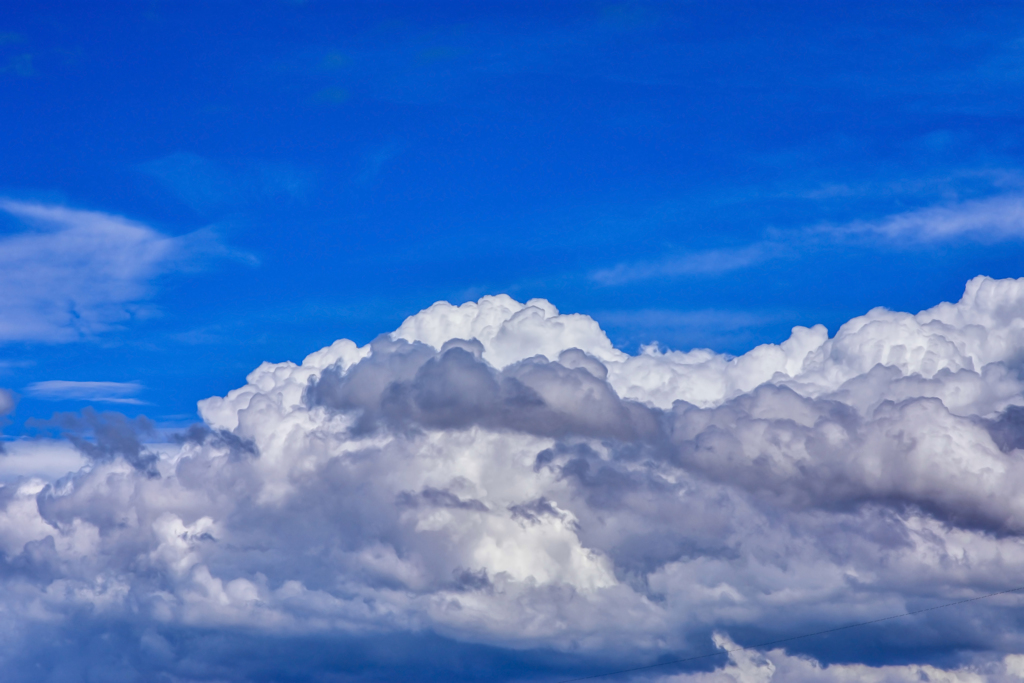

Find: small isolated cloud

[0,199,248,343]
[25,381,145,405]
[591,242,782,285]
[838,193,1024,242]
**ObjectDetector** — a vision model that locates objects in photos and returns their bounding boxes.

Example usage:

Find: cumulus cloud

[0,199,247,343]
[4,278,1024,679]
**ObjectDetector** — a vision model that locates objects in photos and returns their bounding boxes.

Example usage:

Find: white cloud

[649,632,1018,682]
[0,439,87,483]
[25,380,145,404]
[591,243,781,285]
[3,280,1024,678]
[0,199,246,343]
[591,195,1024,289]
[837,194,1024,242]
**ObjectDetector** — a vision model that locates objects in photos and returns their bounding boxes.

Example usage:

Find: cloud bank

[4,277,1024,680]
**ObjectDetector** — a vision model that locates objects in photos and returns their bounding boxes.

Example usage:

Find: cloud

[0,439,86,483]
[647,632,1024,682]
[3,281,1024,678]
[836,193,1024,242]
[591,194,1024,289]
[28,407,159,476]
[25,380,145,404]
[0,199,246,343]
[591,243,782,285]
[0,389,13,417]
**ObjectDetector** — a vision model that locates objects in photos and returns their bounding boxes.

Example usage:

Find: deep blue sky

[3,1,1024,431]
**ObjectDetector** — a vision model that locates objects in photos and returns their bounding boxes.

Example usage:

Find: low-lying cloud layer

[4,277,1024,680]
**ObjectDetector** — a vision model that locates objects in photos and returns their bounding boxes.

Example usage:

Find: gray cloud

[308,338,660,442]
[30,407,158,475]
[2,281,1024,679]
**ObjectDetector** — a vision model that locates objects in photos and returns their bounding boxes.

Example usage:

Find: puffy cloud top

[5,277,1024,680]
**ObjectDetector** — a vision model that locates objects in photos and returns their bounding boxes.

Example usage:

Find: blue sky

[5,4,1024,682]
[3,1,1024,429]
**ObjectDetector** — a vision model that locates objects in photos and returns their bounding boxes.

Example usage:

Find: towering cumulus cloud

[6,277,1024,681]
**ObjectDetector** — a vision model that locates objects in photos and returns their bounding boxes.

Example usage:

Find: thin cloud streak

[592,193,1024,288]
[591,243,783,286]
[25,380,146,405]
[831,193,1024,242]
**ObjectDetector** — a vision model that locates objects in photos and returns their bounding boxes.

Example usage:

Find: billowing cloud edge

[4,276,1024,679]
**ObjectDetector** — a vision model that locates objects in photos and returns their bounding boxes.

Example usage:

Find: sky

[4,2,1024,682]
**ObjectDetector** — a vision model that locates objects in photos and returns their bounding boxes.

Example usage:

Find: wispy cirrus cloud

[828,193,1024,242]
[25,380,146,405]
[592,193,1024,288]
[0,199,252,343]
[590,242,784,286]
